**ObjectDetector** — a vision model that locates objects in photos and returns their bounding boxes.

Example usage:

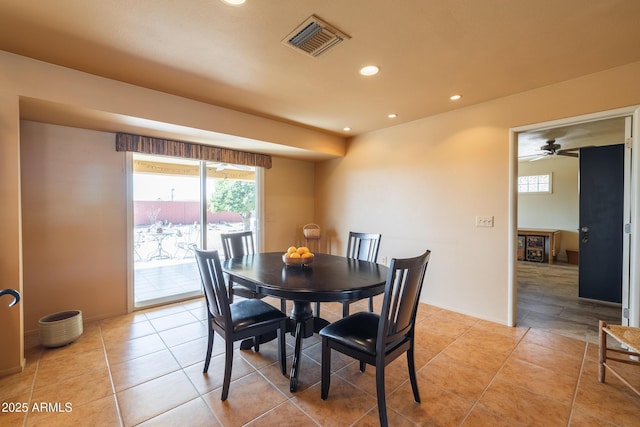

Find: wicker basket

[303,223,321,239]
[39,310,83,348]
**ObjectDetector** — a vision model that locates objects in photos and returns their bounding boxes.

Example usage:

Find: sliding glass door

[131,153,258,308]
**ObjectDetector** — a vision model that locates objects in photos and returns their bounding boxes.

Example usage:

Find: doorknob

[0,289,21,307]
[580,226,589,244]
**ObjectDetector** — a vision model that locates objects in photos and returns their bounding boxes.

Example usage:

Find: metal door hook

[0,289,21,307]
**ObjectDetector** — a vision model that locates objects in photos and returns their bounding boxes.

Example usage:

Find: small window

[518,173,552,194]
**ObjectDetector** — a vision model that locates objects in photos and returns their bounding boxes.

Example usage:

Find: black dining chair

[315,232,382,317]
[319,250,431,427]
[221,231,287,312]
[194,248,287,401]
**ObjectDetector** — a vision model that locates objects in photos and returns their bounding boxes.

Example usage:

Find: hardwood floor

[517,261,622,343]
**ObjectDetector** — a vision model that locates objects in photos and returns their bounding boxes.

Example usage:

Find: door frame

[125,154,265,312]
[508,106,640,328]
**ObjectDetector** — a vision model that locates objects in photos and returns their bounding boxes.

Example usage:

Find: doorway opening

[511,109,638,342]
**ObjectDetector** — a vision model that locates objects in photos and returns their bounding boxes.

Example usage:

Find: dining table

[222,251,388,391]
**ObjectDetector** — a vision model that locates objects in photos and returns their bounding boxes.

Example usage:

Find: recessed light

[343,127,352,132]
[359,65,379,76]
[221,0,246,5]
[450,94,462,101]
[388,113,398,119]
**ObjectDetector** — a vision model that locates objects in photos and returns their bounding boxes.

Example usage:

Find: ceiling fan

[531,139,579,161]
[214,163,253,172]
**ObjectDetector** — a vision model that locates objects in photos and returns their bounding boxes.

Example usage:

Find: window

[518,173,552,193]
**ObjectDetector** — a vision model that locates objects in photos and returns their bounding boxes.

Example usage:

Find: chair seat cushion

[230,299,286,331]
[319,312,380,356]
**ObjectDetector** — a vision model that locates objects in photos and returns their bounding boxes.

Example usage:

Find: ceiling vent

[282,15,350,57]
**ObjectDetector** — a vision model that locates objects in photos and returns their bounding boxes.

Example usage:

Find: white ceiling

[1,1,639,151]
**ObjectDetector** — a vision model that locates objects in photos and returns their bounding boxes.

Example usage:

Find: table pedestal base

[289,301,329,392]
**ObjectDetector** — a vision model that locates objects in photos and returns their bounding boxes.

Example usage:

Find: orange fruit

[301,252,313,258]
[289,252,301,258]
[287,246,297,254]
[297,246,310,255]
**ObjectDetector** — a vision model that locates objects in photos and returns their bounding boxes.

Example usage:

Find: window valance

[115,133,272,169]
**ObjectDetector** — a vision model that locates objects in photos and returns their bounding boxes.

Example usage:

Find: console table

[517,228,561,265]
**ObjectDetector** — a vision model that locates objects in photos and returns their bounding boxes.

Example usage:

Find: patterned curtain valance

[115,133,272,169]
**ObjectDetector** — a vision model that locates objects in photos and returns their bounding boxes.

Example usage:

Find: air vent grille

[283,15,350,57]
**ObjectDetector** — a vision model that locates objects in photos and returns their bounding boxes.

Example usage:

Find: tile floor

[2,295,640,426]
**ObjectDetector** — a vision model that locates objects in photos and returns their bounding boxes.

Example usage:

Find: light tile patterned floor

[2,295,639,426]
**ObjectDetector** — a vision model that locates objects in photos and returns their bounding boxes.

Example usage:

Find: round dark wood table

[222,252,388,391]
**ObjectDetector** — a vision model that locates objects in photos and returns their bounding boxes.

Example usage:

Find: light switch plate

[475,215,494,227]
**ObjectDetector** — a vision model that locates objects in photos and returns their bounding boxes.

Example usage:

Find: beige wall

[518,156,580,259]
[20,122,128,332]
[263,156,315,252]
[315,61,640,324]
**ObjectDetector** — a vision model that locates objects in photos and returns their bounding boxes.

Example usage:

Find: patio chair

[195,249,287,400]
[174,223,199,259]
[320,250,431,427]
[134,230,146,261]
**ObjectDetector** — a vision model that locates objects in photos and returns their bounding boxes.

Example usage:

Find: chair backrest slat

[386,267,407,335]
[378,251,430,351]
[195,249,231,326]
[346,232,381,263]
[221,231,255,259]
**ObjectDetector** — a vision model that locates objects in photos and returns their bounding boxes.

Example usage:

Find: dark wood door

[579,144,624,303]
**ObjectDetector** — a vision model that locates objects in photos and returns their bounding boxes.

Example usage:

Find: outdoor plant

[209,179,255,230]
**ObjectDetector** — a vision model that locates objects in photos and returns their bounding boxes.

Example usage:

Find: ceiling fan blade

[215,163,253,171]
[558,152,579,158]
[530,155,548,162]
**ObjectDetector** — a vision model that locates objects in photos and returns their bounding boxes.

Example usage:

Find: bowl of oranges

[283,246,314,266]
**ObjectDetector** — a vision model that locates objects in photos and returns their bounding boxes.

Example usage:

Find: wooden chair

[598,320,640,396]
[220,231,287,312]
[315,232,382,317]
[319,250,431,427]
[194,249,287,400]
